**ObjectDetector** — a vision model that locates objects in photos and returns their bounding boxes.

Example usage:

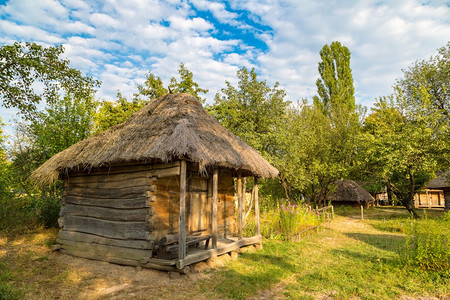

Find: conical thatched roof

[426,171,450,189]
[32,93,279,184]
[332,180,374,204]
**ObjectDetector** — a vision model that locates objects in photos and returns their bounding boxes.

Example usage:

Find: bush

[403,213,449,273]
[0,188,61,234]
[37,194,61,228]
[0,194,38,234]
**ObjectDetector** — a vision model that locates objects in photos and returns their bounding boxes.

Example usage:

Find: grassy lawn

[200,207,449,299]
[0,207,448,299]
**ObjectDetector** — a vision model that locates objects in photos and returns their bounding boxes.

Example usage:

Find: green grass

[0,207,448,299]
[200,207,449,299]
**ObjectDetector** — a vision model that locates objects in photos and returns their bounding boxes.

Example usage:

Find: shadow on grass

[204,248,297,300]
[344,232,404,253]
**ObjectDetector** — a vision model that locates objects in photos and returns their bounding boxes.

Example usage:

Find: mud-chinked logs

[56,161,237,265]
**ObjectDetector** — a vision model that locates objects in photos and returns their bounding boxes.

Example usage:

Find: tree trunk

[386,180,394,206]
[279,174,291,202]
[405,169,419,218]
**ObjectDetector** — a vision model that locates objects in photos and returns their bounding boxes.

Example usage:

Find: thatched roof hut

[420,171,450,210]
[426,171,450,190]
[33,93,278,272]
[331,180,374,207]
[33,93,278,184]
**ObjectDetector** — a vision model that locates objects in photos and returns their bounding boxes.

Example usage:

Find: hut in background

[416,171,450,210]
[330,180,374,208]
[32,93,278,272]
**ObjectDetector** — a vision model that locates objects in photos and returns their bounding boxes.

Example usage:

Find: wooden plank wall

[58,162,180,262]
[57,161,237,263]
[217,169,236,237]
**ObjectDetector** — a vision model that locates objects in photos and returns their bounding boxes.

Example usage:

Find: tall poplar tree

[313,41,356,117]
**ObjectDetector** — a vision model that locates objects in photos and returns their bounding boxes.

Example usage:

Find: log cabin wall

[57,162,180,264]
[57,161,237,264]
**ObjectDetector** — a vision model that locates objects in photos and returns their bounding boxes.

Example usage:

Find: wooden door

[187,176,210,234]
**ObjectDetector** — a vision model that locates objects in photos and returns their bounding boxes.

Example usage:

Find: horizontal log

[65,177,151,189]
[154,167,180,178]
[59,248,178,271]
[61,203,150,221]
[63,215,150,240]
[58,239,151,261]
[67,170,153,184]
[68,161,180,176]
[58,230,154,249]
[64,186,150,199]
[159,234,178,246]
[64,195,150,209]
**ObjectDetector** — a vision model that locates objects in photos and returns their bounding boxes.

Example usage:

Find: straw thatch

[426,171,450,189]
[332,180,374,204]
[32,93,279,184]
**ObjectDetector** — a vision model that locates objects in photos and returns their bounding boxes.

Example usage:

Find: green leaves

[95,93,145,133]
[169,63,208,103]
[208,67,288,163]
[313,41,355,116]
[0,42,99,120]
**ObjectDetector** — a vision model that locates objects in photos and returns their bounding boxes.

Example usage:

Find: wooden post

[238,173,243,240]
[360,204,364,220]
[254,177,260,237]
[212,169,218,249]
[178,160,187,259]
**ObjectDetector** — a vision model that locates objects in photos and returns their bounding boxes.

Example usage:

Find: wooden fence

[289,205,334,242]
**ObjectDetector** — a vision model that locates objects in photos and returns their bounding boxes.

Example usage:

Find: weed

[402,216,449,273]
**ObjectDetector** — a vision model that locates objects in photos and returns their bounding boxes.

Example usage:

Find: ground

[1,207,448,299]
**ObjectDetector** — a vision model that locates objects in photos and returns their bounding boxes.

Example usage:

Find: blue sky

[1,0,449,137]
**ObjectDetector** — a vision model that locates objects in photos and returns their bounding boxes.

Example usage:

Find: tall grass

[0,193,60,235]
[245,201,322,240]
[403,211,449,273]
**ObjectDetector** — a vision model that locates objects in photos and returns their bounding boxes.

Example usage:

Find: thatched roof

[332,180,375,204]
[32,93,279,185]
[426,171,450,189]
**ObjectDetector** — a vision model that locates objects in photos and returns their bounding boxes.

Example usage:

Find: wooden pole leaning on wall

[237,172,243,240]
[254,177,260,237]
[212,169,218,249]
[178,160,187,260]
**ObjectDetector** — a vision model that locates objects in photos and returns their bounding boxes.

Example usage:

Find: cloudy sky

[0,0,449,135]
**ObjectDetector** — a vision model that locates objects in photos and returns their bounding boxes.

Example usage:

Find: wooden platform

[58,235,261,272]
[147,235,262,270]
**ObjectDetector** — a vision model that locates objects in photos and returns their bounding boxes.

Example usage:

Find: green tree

[359,97,444,217]
[0,119,11,200]
[208,67,290,199]
[95,92,145,133]
[135,72,167,100]
[169,63,208,102]
[396,42,449,121]
[313,41,355,116]
[276,101,358,206]
[0,42,99,119]
[208,67,288,161]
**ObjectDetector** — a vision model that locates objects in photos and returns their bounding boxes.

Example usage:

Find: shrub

[37,193,61,228]
[403,214,449,273]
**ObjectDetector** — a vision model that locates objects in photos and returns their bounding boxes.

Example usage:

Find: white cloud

[0,20,64,43]
[191,0,240,25]
[0,0,449,134]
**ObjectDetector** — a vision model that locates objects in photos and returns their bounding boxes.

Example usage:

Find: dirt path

[1,229,226,300]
